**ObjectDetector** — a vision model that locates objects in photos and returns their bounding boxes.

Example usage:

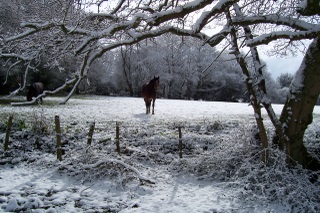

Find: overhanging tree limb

[246,30,320,47]
[86,26,210,69]
[193,0,239,33]
[149,0,237,26]
[232,15,317,31]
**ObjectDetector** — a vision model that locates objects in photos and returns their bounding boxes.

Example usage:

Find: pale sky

[262,54,304,80]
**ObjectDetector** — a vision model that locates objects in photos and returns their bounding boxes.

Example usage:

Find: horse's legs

[144,99,148,114]
[152,98,155,114]
[148,100,151,114]
[145,99,151,114]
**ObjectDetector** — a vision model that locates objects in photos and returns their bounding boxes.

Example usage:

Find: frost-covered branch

[4,22,55,42]
[205,26,231,46]
[246,30,320,47]
[60,50,92,105]
[81,159,155,184]
[193,0,238,33]
[3,60,23,85]
[10,77,79,106]
[232,15,317,31]
[86,26,210,68]
[148,0,227,26]
[1,53,33,62]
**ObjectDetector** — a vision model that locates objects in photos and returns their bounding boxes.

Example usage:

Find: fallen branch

[81,159,155,184]
[10,77,78,106]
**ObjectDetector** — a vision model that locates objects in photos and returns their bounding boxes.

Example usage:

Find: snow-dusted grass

[0,96,319,212]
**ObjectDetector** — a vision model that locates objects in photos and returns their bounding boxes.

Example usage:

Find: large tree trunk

[279,38,320,170]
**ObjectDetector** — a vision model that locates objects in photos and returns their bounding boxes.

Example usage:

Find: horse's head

[152,76,160,90]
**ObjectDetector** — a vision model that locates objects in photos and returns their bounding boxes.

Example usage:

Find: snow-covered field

[0,96,320,213]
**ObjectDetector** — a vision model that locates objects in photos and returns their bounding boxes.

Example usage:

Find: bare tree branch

[233,15,317,31]
[80,159,155,184]
[246,30,320,47]
[193,0,238,33]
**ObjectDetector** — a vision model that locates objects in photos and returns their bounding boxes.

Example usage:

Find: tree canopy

[1,0,318,101]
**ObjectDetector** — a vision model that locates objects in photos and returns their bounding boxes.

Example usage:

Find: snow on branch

[1,53,32,61]
[75,16,144,54]
[76,0,221,55]
[10,77,79,106]
[86,26,209,68]
[4,21,90,45]
[3,60,23,85]
[193,0,238,33]
[232,15,317,31]
[5,22,55,42]
[80,159,155,184]
[205,26,231,47]
[246,29,320,46]
[149,0,221,26]
[20,21,53,29]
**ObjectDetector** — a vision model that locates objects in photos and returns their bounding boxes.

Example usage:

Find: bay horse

[27,82,44,103]
[142,76,159,114]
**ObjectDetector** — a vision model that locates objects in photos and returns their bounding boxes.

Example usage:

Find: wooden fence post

[87,121,95,145]
[55,115,62,161]
[4,115,13,151]
[178,126,182,159]
[116,122,120,154]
